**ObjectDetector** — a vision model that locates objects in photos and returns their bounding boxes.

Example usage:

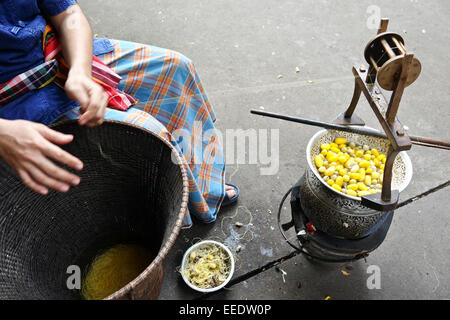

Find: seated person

[0,0,238,227]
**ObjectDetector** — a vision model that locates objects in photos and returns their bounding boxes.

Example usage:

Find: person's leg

[91,40,235,226]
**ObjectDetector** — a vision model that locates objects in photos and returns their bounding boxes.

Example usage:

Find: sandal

[221,183,239,207]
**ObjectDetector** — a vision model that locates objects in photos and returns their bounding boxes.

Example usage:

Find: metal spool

[364,32,421,90]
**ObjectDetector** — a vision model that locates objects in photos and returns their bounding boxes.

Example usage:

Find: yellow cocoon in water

[82,244,154,300]
[315,138,387,197]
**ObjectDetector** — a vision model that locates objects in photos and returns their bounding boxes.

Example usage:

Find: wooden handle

[378,18,389,34]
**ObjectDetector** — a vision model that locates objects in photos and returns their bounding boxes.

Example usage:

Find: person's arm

[0,119,83,194]
[49,3,107,127]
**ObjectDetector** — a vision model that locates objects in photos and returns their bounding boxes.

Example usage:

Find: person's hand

[0,119,83,195]
[64,70,108,127]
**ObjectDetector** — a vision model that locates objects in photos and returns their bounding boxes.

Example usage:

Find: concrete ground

[79,0,449,299]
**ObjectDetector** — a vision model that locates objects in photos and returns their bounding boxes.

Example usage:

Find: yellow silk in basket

[82,244,154,300]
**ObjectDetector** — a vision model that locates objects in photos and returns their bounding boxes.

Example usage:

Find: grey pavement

[79,0,450,299]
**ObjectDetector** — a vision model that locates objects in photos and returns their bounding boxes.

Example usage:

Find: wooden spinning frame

[333,18,420,211]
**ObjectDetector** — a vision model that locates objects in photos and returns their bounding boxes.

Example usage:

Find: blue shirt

[0,0,114,124]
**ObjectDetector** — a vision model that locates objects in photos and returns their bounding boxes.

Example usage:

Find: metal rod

[250,109,450,150]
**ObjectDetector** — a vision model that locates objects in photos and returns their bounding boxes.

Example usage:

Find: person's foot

[222,183,239,207]
[225,184,236,198]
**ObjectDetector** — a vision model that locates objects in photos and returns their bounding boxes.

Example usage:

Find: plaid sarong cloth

[0,59,58,106]
[57,40,226,228]
[0,25,137,110]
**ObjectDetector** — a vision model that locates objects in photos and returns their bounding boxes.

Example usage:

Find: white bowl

[180,240,235,293]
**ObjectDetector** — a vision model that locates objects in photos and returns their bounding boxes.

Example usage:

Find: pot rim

[306,129,413,201]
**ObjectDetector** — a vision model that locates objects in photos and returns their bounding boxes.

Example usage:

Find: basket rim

[50,119,189,300]
[306,128,413,201]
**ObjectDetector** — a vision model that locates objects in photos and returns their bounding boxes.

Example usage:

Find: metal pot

[300,129,412,239]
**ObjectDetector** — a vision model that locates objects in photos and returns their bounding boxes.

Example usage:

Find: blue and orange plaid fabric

[58,40,226,228]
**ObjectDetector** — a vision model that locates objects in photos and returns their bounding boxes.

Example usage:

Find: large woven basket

[0,120,189,300]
